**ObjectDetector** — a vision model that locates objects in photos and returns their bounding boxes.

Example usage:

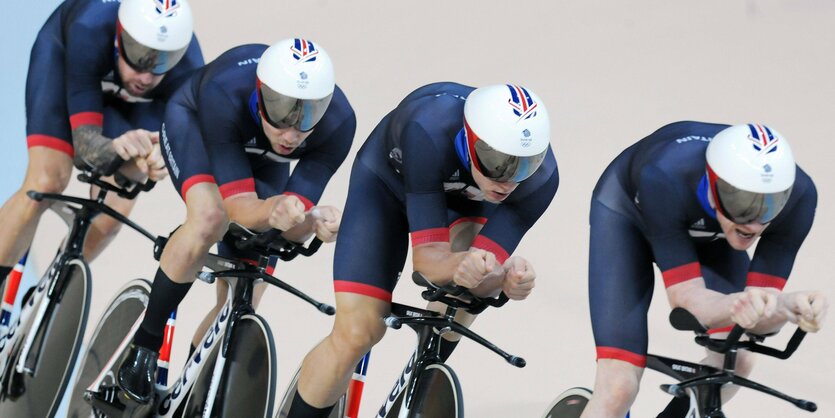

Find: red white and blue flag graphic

[748,123,779,154]
[506,84,538,121]
[291,38,319,63]
[155,0,180,16]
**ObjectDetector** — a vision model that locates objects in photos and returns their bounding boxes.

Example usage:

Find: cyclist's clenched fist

[310,205,341,243]
[502,256,536,300]
[269,194,307,231]
[778,291,828,333]
[453,249,499,289]
[730,287,778,329]
[112,129,157,161]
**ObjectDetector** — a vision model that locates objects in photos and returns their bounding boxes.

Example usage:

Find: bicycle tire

[542,387,592,418]
[66,278,151,418]
[274,367,346,418]
[182,313,276,418]
[386,363,463,418]
[0,258,91,418]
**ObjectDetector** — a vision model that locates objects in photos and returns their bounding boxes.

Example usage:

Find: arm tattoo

[72,125,124,176]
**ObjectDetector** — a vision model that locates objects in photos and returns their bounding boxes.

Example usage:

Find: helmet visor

[119,29,188,75]
[259,82,333,132]
[473,139,547,183]
[714,177,792,224]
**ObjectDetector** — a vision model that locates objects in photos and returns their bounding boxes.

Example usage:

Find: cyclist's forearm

[667,280,738,328]
[72,125,123,175]
[224,194,273,231]
[413,243,469,286]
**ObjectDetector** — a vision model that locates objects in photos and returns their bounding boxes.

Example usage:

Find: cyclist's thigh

[697,239,749,294]
[161,99,216,201]
[333,160,409,304]
[25,17,74,160]
[589,199,655,366]
[24,20,74,183]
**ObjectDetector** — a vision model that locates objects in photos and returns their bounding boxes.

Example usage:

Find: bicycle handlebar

[411,272,509,315]
[669,308,809,359]
[77,172,155,200]
[227,224,323,261]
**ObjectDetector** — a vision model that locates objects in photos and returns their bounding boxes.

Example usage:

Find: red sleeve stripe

[69,112,104,129]
[283,192,314,211]
[410,228,450,246]
[449,216,488,229]
[661,262,701,288]
[746,272,787,290]
[180,174,216,200]
[596,346,647,368]
[707,325,735,335]
[471,235,509,264]
[219,178,256,199]
[26,134,74,157]
[334,280,392,303]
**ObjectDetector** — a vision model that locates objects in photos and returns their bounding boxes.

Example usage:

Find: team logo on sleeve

[290,39,319,62]
[506,84,538,122]
[154,0,180,16]
[747,124,779,154]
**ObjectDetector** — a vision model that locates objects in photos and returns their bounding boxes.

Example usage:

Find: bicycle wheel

[387,363,463,418]
[66,278,151,418]
[542,387,592,418]
[0,258,91,418]
[183,313,276,418]
[275,367,346,418]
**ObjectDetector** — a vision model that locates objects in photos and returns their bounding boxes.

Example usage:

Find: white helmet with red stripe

[117,0,194,74]
[706,123,795,224]
[464,84,550,182]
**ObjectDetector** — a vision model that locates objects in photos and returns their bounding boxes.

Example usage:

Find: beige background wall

[23,1,835,416]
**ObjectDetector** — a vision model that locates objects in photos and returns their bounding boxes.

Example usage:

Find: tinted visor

[473,139,547,182]
[119,29,188,75]
[714,177,792,224]
[259,81,333,132]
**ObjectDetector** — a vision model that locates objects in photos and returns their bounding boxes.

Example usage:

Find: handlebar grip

[508,355,526,368]
[26,190,44,202]
[796,400,817,412]
[384,316,402,329]
[319,303,336,316]
[141,180,156,192]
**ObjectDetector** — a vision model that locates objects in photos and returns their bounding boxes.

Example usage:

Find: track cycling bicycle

[276,270,526,418]
[543,307,817,418]
[0,172,154,418]
[76,223,335,418]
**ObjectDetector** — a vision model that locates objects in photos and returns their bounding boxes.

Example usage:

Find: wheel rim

[66,279,150,418]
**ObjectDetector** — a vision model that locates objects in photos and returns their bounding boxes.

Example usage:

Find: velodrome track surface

[3,1,834,416]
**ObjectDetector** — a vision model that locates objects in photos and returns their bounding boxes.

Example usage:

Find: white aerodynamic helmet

[256,38,335,132]
[463,84,550,182]
[117,0,194,74]
[706,123,796,224]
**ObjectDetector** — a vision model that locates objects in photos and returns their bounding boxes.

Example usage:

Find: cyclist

[286,82,559,417]
[0,0,202,287]
[581,121,828,418]
[100,39,356,406]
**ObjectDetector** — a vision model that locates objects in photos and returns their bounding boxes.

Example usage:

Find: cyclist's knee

[591,360,642,413]
[186,204,229,244]
[26,168,71,197]
[331,313,386,360]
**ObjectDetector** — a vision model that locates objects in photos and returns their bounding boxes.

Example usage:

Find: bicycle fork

[0,253,28,359]
[345,352,371,418]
